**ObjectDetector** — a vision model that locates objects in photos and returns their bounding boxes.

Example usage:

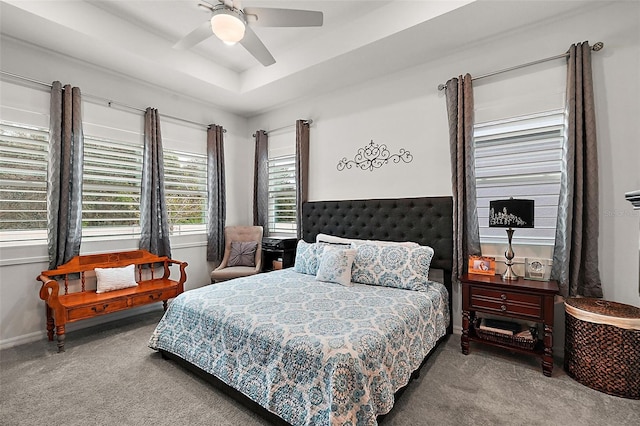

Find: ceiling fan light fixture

[210,8,246,45]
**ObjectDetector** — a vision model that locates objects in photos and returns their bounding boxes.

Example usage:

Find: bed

[149,197,453,425]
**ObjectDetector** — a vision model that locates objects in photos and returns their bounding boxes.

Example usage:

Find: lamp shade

[489,198,534,228]
[211,8,246,45]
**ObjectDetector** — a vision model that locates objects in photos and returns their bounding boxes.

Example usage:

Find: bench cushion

[95,264,138,293]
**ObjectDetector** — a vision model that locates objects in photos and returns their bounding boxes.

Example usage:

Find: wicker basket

[473,318,537,350]
[564,298,640,399]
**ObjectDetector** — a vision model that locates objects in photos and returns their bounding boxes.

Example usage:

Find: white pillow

[316,233,419,247]
[95,264,138,294]
[316,248,356,286]
[315,234,356,246]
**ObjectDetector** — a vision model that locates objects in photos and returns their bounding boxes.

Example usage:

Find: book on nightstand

[478,318,522,335]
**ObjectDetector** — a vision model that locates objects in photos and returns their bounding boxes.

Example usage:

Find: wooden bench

[37,250,188,352]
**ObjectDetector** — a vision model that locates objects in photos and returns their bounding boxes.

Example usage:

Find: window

[268,154,297,236]
[0,82,208,243]
[0,121,49,242]
[82,141,208,239]
[163,147,207,234]
[474,110,564,245]
[81,135,142,238]
[81,103,208,239]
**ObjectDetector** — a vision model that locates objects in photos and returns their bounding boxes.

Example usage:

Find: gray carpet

[1,311,638,426]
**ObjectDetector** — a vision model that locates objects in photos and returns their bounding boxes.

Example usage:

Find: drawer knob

[501,294,507,300]
[501,304,507,312]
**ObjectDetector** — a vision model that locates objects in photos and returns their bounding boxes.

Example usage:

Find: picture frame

[524,258,551,281]
[468,255,496,276]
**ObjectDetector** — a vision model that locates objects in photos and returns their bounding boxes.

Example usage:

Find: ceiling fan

[174,0,323,66]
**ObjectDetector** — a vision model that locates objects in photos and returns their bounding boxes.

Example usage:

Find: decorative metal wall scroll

[337,140,413,171]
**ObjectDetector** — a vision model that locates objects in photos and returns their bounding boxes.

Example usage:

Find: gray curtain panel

[139,108,171,258]
[445,74,481,280]
[253,130,268,234]
[551,42,602,298]
[47,81,84,270]
[207,124,226,262]
[295,120,310,240]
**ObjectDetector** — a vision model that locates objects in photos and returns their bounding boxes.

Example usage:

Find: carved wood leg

[461,310,471,355]
[45,305,54,341]
[542,323,553,377]
[56,325,66,353]
[163,300,168,311]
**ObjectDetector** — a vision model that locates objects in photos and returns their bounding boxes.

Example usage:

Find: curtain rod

[437,41,604,91]
[252,120,313,137]
[0,70,226,132]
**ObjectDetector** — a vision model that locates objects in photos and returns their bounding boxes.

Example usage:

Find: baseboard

[0,304,163,351]
[0,330,47,350]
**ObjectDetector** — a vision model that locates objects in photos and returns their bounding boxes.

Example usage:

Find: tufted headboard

[301,196,453,272]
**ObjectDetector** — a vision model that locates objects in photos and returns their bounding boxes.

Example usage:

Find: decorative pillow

[227,241,258,267]
[316,248,356,286]
[316,233,419,247]
[351,243,434,291]
[95,264,138,294]
[294,240,322,275]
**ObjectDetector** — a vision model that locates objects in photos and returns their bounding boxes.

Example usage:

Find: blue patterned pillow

[351,242,434,291]
[315,248,356,286]
[293,240,321,275]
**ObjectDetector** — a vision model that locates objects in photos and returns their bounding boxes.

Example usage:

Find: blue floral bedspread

[149,269,449,426]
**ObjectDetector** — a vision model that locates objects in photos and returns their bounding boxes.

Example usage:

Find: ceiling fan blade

[173,20,213,50]
[239,25,276,66]
[243,8,323,27]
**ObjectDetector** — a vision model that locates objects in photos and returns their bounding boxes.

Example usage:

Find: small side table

[461,273,559,376]
[261,237,297,272]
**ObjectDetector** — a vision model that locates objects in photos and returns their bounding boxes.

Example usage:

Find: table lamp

[489,198,534,280]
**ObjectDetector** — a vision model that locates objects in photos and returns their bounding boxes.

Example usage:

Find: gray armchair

[210,226,263,283]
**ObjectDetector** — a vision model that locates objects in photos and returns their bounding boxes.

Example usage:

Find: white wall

[0,37,253,348]
[248,1,640,354]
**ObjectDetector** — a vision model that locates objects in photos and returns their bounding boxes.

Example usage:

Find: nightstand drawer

[469,287,542,319]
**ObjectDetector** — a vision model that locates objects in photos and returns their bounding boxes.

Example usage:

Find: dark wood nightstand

[461,273,559,376]
[261,237,297,272]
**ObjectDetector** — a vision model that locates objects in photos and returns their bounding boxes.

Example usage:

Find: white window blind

[82,102,208,239]
[0,121,49,242]
[474,110,564,245]
[0,81,209,242]
[268,154,297,236]
[82,141,208,238]
[82,135,143,238]
[163,148,207,234]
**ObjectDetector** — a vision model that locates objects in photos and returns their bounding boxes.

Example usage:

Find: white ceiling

[1,0,598,117]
